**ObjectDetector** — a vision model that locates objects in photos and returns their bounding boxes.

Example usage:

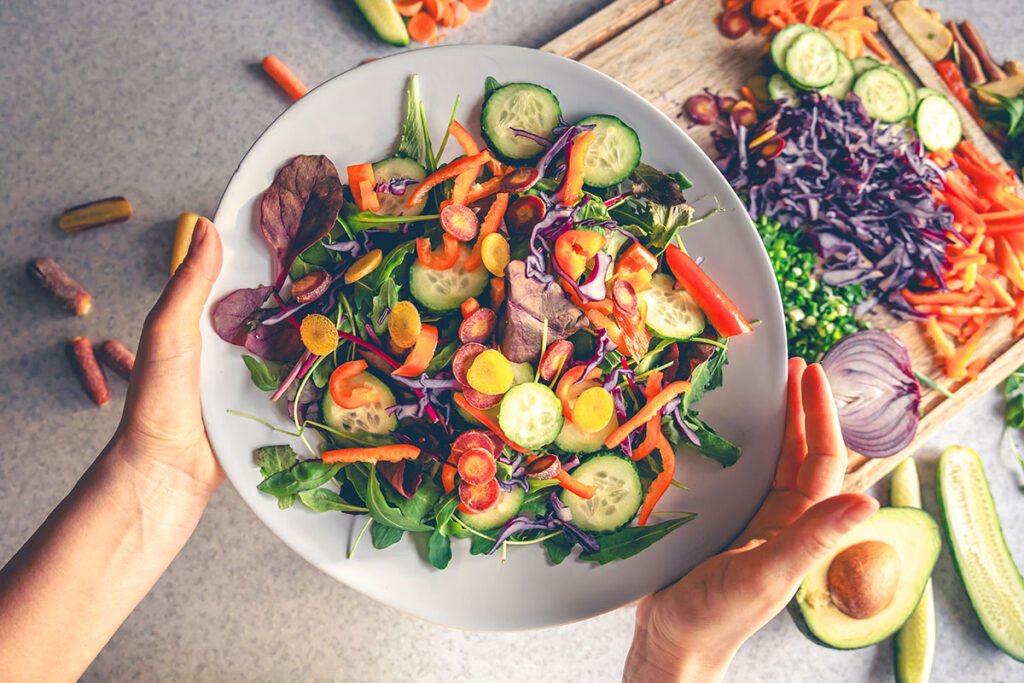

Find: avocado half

[792,507,941,650]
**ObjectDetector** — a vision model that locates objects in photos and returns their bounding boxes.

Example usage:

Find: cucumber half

[771,23,814,70]
[643,273,705,341]
[785,31,840,89]
[320,372,397,434]
[938,445,1024,661]
[351,0,409,47]
[914,95,962,151]
[852,67,913,123]
[409,243,489,311]
[498,382,563,450]
[481,82,562,161]
[372,156,426,217]
[559,454,642,532]
[575,115,642,188]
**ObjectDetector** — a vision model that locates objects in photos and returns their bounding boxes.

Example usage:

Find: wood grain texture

[545,0,1024,492]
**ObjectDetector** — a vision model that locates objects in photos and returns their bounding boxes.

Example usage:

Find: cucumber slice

[785,31,840,89]
[351,0,409,47]
[553,379,620,453]
[916,86,945,101]
[643,273,705,341]
[320,372,397,434]
[498,382,563,450]
[456,362,533,426]
[480,83,562,161]
[884,66,919,112]
[767,73,800,102]
[372,156,426,217]
[409,243,489,311]
[559,454,642,532]
[852,68,913,123]
[460,488,525,531]
[914,95,962,151]
[891,458,935,683]
[938,445,1024,661]
[575,115,642,188]
[852,56,881,76]
[771,23,814,70]
[820,52,855,100]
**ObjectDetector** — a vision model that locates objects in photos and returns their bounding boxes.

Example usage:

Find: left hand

[624,359,879,682]
[108,216,225,501]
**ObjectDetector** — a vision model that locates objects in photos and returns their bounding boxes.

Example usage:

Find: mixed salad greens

[213,75,752,569]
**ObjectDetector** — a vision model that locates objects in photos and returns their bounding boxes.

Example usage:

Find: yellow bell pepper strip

[555,468,597,500]
[406,150,491,207]
[947,319,991,381]
[321,444,421,464]
[613,243,658,294]
[554,230,607,280]
[346,163,380,212]
[392,324,438,377]
[452,392,527,453]
[415,233,460,270]
[605,380,691,448]
[665,244,753,337]
[558,129,594,207]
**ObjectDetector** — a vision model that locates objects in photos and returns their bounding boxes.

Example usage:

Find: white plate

[202,45,786,631]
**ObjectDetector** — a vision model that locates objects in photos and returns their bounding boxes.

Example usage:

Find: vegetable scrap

[27,257,92,316]
[67,336,110,406]
[171,212,200,275]
[98,340,135,381]
[261,55,308,101]
[218,74,747,568]
[57,196,132,234]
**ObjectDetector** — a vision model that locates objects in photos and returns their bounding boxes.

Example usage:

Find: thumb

[752,494,878,586]
[151,217,223,329]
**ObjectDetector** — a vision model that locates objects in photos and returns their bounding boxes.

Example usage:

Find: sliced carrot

[947,319,990,381]
[347,163,376,210]
[407,11,438,43]
[605,381,691,448]
[463,0,490,10]
[559,130,594,207]
[976,276,1015,308]
[555,469,597,499]
[860,31,890,61]
[262,55,308,101]
[902,290,977,306]
[453,392,527,452]
[392,324,438,377]
[450,0,470,26]
[489,277,505,309]
[395,0,424,17]
[439,0,455,27]
[461,297,480,318]
[321,444,421,464]
[423,0,444,20]
[357,179,380,212]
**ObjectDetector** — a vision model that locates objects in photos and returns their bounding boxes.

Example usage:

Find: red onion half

[821,330,920,459]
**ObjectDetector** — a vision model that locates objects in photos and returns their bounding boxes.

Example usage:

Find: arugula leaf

[433,492,460,536]
[371,280,398,335]
[543,533,574,565]
[576,193,612,222]
[297,488,365,513]
[663,413,742,467]
[397,75,424,163]
[671,171,694,191]
[289,254,320,282]
[425,339,460,375]
[1004,366,1024,429]
[311,358,333,389]
[427,530,453,569]
[519,489,552,517]
[373,240,416,290]
[258,461,342,497]
[366,464,432,532]
[243,355,280,392]
[684,345,728,411]
[345,463,370,500]
[630,163,687,206]
[469,534,493,555]
[579,515,697,565]
[384,475,441,526]
[484,76,502,95]
[255,445,299,509]
[371,521,405,549]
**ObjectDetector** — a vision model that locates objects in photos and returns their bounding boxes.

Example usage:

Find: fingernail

[841,496,878,526]
[193,218,209,245]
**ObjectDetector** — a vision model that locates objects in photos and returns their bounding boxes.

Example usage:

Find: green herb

[311,359,333,389]
[257,461,342,497]
[663,413,742,467]
[1004,365,1024,429]
[397,74,424,163]
[256,445,299,509]
[543,533,574,565]
[629,163,688,206]
[297,488,367,513]
[420,101,437,173]
[979,91,1024,172]
[371,280,398,335]
[433,492,460,536]
[434,94,461,161]
[484,76,502,95]
[425,339,460,375]
[579,514,697,565]
[684,344,727,411]
[427,530,453,569]
[469,534,494,555]
[913,370,953,398]
[756,215,865,361]
[373,240,416,290]
[371,521,405,549]
[365,464,432,532]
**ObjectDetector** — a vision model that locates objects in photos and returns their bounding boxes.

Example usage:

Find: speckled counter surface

[1,1,1022,680]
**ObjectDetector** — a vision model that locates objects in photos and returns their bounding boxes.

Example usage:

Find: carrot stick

[262,55,308,101]
[442,455,458,493]
[976,276,1015,308]
[464,176,503,204]
[915,304,1011,316]
[902,290,977,305]
[321,444,421,464]
[633,371,664,461]
[555,469,597,499]
[947,319,991,380]
[406,150,491,207]
[605,381,691,448]
[453,392,527,452]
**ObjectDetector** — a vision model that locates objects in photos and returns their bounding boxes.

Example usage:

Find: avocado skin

[789,507,941,650]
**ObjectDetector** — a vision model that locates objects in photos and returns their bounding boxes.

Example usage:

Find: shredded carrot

[464,176,504,204]
[489,277,505,309]
[442,455,458,493]
[261,55,308,101]
[633,371,664,461]
[947,319,991,381]
[605,381,691,448]
[453,392,526,452]
[321,444,421,464]
[925,317,955,359]
[461,297,480,318]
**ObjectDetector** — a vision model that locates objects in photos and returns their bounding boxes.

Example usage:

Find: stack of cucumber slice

[766,23,962,151]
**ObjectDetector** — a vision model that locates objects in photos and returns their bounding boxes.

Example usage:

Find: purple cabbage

[486,493,599,555]
[578,252,613,301]
[578,328,616,383]
[510,127,553,149]
[714,94,955,318]
[373,177,419,196]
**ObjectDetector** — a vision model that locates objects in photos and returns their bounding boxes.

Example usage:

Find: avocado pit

[827,540,901,619]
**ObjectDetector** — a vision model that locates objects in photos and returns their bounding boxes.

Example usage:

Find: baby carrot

[261,55,307,101]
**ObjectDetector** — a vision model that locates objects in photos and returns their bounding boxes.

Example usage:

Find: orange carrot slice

[395,0,423,17]
[407,11,438,43]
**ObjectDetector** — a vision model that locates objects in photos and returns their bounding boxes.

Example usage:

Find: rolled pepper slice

[664,244,752,338]
[554,229,607,280]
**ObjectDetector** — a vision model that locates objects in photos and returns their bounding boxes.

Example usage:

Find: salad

[212,74,753,569]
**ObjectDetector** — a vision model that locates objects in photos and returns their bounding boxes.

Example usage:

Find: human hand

[107,217,224,501]
[624,358,879,682]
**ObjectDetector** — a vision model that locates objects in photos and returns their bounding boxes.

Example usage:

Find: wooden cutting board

[543,0,1023,493]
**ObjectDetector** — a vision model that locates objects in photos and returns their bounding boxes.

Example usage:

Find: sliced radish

[506,195,546,234]
[452,342,487,384]
[440,204,479,241]
[459,307,497,343]
[523,453,560,479]
[499,167,540,193]
[451,430,500,460]
[291,270,331,304]
[539,339,573,381]
[459,477,500,512]
[457,447,497,485]
[463,386,503,410]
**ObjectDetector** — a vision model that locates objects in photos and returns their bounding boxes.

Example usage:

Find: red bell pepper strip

[452,393,527,453]
[416,233,460,270]
[613,242,658,293]
[406,150,491,207]
[934,60,983,125]
[321,444,421,464]
[555,468,598,499]
[392,325,438,377]
[559,130,594,207]
[329,360,379,408]
[664,244,752,337]
[554,229,607,279]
